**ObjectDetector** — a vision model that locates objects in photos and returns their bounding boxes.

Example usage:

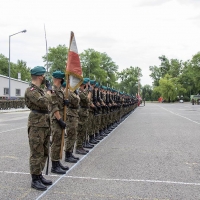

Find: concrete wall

[0,75,29,98]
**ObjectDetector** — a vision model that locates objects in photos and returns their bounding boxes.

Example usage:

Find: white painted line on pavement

[1,170,200,187]
[158,105,200,125]
[35,109,137,200]
[65,175,200,186]
[0,126,26,134]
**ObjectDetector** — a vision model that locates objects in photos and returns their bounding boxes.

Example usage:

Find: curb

[0,108,30,114]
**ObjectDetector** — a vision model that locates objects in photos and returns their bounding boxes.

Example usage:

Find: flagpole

[60,31,73,159]
[44,24,49,74]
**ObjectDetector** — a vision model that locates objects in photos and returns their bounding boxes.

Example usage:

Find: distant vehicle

[190,95,200,104]
[179,100,183,103]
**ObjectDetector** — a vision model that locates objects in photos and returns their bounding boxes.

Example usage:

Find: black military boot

[114,122,118,127]
[92,134,100,143]
[76,148,88,155]
[58,160,69,171]
[65,152,78,163]
[39,174,52,185]
[71,152,80,160]
[104,128,110,135]
[89,135,98,144]
[108,125,113,131]
[83,141,94,148]
[100,130,107,137]
[95,132,103,140]
[51,161,66,174]
[31,174,47,191]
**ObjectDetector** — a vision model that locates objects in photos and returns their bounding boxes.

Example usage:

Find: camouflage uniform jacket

[51,85,64,120]
[66,90,80,117]
[78,89,89,117]
[25,83,56,128]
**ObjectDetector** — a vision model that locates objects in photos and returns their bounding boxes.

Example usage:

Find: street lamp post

[8,29,27,99]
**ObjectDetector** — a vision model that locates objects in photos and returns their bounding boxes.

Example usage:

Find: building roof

[0,74,29,84]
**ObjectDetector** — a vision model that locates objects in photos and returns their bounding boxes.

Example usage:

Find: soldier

[65,82,80,163]
[88,80,99,145]
[76,78,91,155]
[50,71,69,174]
[93,83,104,140]
[61,82,66,91]
[24,66,54,191]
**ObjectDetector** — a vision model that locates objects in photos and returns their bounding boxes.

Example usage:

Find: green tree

[149,65,162,87]
[80,49,104,80]
[154,74,186,102]
[0,54,9,76]
[12,60,31,81]
[42,44,68,74]
[100,52,118,87]
[80,49,118,87]
[118,66,142,95]
[0,54,31,82]
[142,85,153,101]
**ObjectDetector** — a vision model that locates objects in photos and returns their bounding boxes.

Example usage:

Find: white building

[0,74,29,99]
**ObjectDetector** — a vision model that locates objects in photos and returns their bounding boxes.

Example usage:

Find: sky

[1,0,200,86]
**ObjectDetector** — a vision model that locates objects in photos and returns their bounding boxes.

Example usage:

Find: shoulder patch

[30,88,35,91]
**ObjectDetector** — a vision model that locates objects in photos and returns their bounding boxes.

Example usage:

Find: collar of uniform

[30,83,43,92]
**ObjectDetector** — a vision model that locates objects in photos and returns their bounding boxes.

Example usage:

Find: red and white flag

[66,32,83,91]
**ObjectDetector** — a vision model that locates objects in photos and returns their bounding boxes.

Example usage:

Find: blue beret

[62,82,66,88]
[83,78,90,85]
[52,70,65,79]
[30,66,46,76]
[90,80,96,85]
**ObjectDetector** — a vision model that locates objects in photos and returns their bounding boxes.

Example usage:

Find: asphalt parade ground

[1,103,200,200]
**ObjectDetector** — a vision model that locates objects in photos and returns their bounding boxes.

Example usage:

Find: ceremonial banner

[66,31,83,91]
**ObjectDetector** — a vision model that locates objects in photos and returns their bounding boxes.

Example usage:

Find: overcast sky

[1,0,200,86]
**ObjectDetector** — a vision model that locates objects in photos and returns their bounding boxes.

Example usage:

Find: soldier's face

[40,75,46,85]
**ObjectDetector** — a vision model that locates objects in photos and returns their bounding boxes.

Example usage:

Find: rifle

[93,89,99,115]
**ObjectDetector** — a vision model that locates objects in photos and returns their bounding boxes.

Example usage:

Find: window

[4,88,9,95]
[16,89,21,96]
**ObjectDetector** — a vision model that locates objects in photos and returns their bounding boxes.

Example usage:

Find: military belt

[69,107,79,109]
[32,110,49,114]
[80,106,89,109]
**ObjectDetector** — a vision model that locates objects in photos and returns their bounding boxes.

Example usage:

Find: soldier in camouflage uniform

[65,87,80,163]
[50,71,69,174]
[88,80,99,145]
[25,66,54,191]
[76,78,91,155]
[93,83,104,140]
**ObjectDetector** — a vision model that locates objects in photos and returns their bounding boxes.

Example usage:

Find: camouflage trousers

[28,126,50,175]
[76,115,88,148]
[101,113,106,130]
[88,111,94,136]
[51,119,63,161]
[94,114,101,133]
[65,115,78,152]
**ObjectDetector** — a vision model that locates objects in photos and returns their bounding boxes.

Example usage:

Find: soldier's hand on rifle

[45,80,52,91]
[57,118,66,129]
[64,99,69,106]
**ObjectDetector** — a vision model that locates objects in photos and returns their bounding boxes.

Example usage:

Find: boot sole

[41,182,52,186]
[31,184,47,191]
[65,160,77,163]
[51,170,66,174]
[76,152,87,155]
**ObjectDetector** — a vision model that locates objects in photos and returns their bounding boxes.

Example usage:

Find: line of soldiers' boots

[31,111,133,190]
